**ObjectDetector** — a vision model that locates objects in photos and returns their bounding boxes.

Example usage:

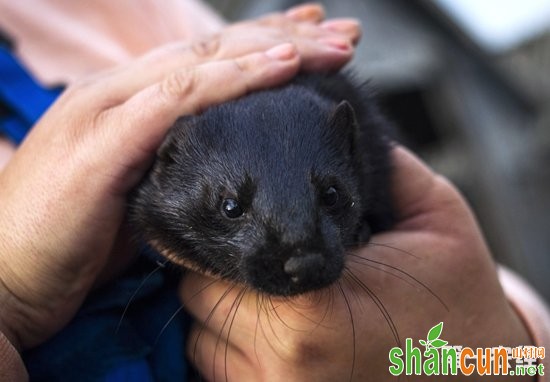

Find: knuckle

[161,69,196,100]
[232,58,247,74]
[232,55,255,74]
[191,33,221,59]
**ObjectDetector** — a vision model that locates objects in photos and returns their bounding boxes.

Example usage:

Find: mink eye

[321,186,339,207]
[222,198,243,218]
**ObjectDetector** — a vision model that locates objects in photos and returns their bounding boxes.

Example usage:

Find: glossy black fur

[128,73,394,296]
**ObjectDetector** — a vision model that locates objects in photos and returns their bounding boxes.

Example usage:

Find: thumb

[389,145,472,233]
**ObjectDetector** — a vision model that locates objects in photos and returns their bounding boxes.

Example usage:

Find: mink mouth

[148,240,228,280]
[241,250,345,297]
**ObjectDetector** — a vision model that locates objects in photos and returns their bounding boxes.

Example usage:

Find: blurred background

[208,0,550,301]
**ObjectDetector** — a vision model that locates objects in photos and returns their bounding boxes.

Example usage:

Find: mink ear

[328,100,360,157]
[157,132,178,164]
[157,116,195,163]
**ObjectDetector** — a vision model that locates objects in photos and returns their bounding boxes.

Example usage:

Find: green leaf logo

[421,322,447,353]
[431,339,448,348]
[428,322,443,341]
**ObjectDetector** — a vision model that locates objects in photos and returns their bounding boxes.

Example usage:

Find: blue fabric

[0,45,190,381]
[23,257,190,382]
[0,46,62,143]
[105,360,154,382]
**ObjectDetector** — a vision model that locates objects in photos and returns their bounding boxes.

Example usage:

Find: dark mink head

[129,76,392,296]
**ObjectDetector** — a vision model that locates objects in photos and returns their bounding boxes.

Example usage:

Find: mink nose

[284,253,325,284]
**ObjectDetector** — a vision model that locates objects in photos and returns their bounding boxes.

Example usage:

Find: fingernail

[318,38,352,52]
[320,19,361,34]
[265,43,297,60]
[285,3,324,21]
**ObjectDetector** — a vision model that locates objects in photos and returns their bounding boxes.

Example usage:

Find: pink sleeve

[498,266,550,382]
[0,331,28,381]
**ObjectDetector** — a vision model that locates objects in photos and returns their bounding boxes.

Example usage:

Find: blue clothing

[0,45,62,143]
[23,258,190,382]
[0,44,190,381]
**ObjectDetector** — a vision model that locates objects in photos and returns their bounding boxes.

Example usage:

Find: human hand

[0,2,358,85]
[205,3,361,72]
[0,2,359,167]
[181,145,534,381]
[0,46,300,350]
[0,4,361,352]
[111,2,360,88]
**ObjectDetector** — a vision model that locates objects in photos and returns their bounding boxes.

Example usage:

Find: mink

[128,73,394,297]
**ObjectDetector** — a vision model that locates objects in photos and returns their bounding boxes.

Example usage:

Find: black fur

[128,73,394,296]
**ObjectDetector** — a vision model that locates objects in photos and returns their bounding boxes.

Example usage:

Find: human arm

[0,0,226,85]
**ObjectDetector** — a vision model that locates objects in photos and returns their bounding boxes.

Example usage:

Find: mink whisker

[223,287,248,382]
[347,253,448,311]
[254,293,283,362]
[154,304,187,347]
[252,295,302,360]
[336,281,356,382]
[115,259,168,334]
[263,298,289,350]
[346,256,417,288]
[253,293,265,369]
[153,275,219,349]
[193,283,237,375]
[366,241,419,259]
[344,269,401,346]
[283,290,334,331]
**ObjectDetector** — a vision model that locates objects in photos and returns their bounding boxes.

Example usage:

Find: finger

[213,25,354,72]
[76,5,355,106]
[320,18,362,44]
[179,272,237,325]
[390,146,437,217]
[255,3,325,25]
[187,323,254,382]
[90,39,220,102]
[83,21,354,105]
[125,43,298,143]
[99,44,300,192]
[285,3,325,23]
[66,40,214,109]
[296,35,353,71]
[187,324,226,382]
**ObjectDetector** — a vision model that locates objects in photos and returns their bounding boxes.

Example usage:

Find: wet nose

[283,253,325,284]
